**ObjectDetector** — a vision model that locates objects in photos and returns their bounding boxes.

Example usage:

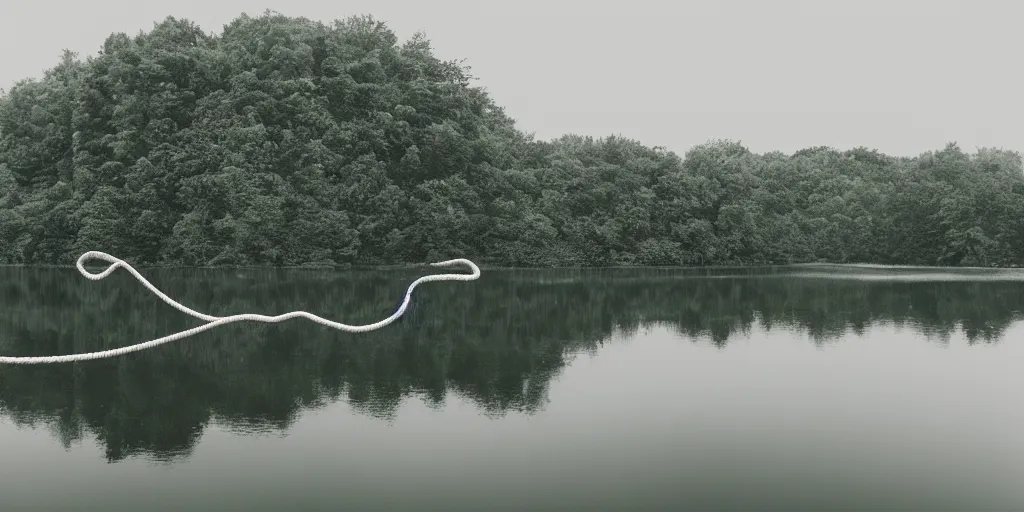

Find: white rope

[0,251,481,365]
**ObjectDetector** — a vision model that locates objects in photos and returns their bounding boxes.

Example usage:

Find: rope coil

[0,251,481,365]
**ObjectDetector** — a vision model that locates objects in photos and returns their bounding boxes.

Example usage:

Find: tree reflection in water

[1,265,1022,462]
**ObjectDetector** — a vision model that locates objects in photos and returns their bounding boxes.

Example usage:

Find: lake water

[0,264,1022,511]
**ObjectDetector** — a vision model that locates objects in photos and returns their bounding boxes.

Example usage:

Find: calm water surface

[0,264,1022,511]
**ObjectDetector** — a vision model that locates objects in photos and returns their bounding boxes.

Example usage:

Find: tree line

[2,12,1023,268]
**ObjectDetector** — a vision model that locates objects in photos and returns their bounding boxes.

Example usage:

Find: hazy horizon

[2,0,1020,158]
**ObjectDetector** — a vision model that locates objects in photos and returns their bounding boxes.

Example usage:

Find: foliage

[2,13,1023,267]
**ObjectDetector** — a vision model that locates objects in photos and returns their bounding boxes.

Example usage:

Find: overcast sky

[1,0,1020,157]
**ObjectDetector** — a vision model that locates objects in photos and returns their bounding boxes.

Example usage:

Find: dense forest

[2,12,1023,268]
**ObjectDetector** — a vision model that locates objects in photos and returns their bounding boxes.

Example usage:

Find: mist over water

[0,265,1021,510]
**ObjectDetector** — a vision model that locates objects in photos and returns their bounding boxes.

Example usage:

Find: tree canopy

[2,12,1022,267]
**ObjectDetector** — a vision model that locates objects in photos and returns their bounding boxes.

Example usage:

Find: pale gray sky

[1,0,1020,157]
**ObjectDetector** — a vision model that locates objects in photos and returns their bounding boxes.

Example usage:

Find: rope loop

[1,253,481,364]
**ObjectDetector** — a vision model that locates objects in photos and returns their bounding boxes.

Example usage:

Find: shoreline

[0,261,1019,271]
